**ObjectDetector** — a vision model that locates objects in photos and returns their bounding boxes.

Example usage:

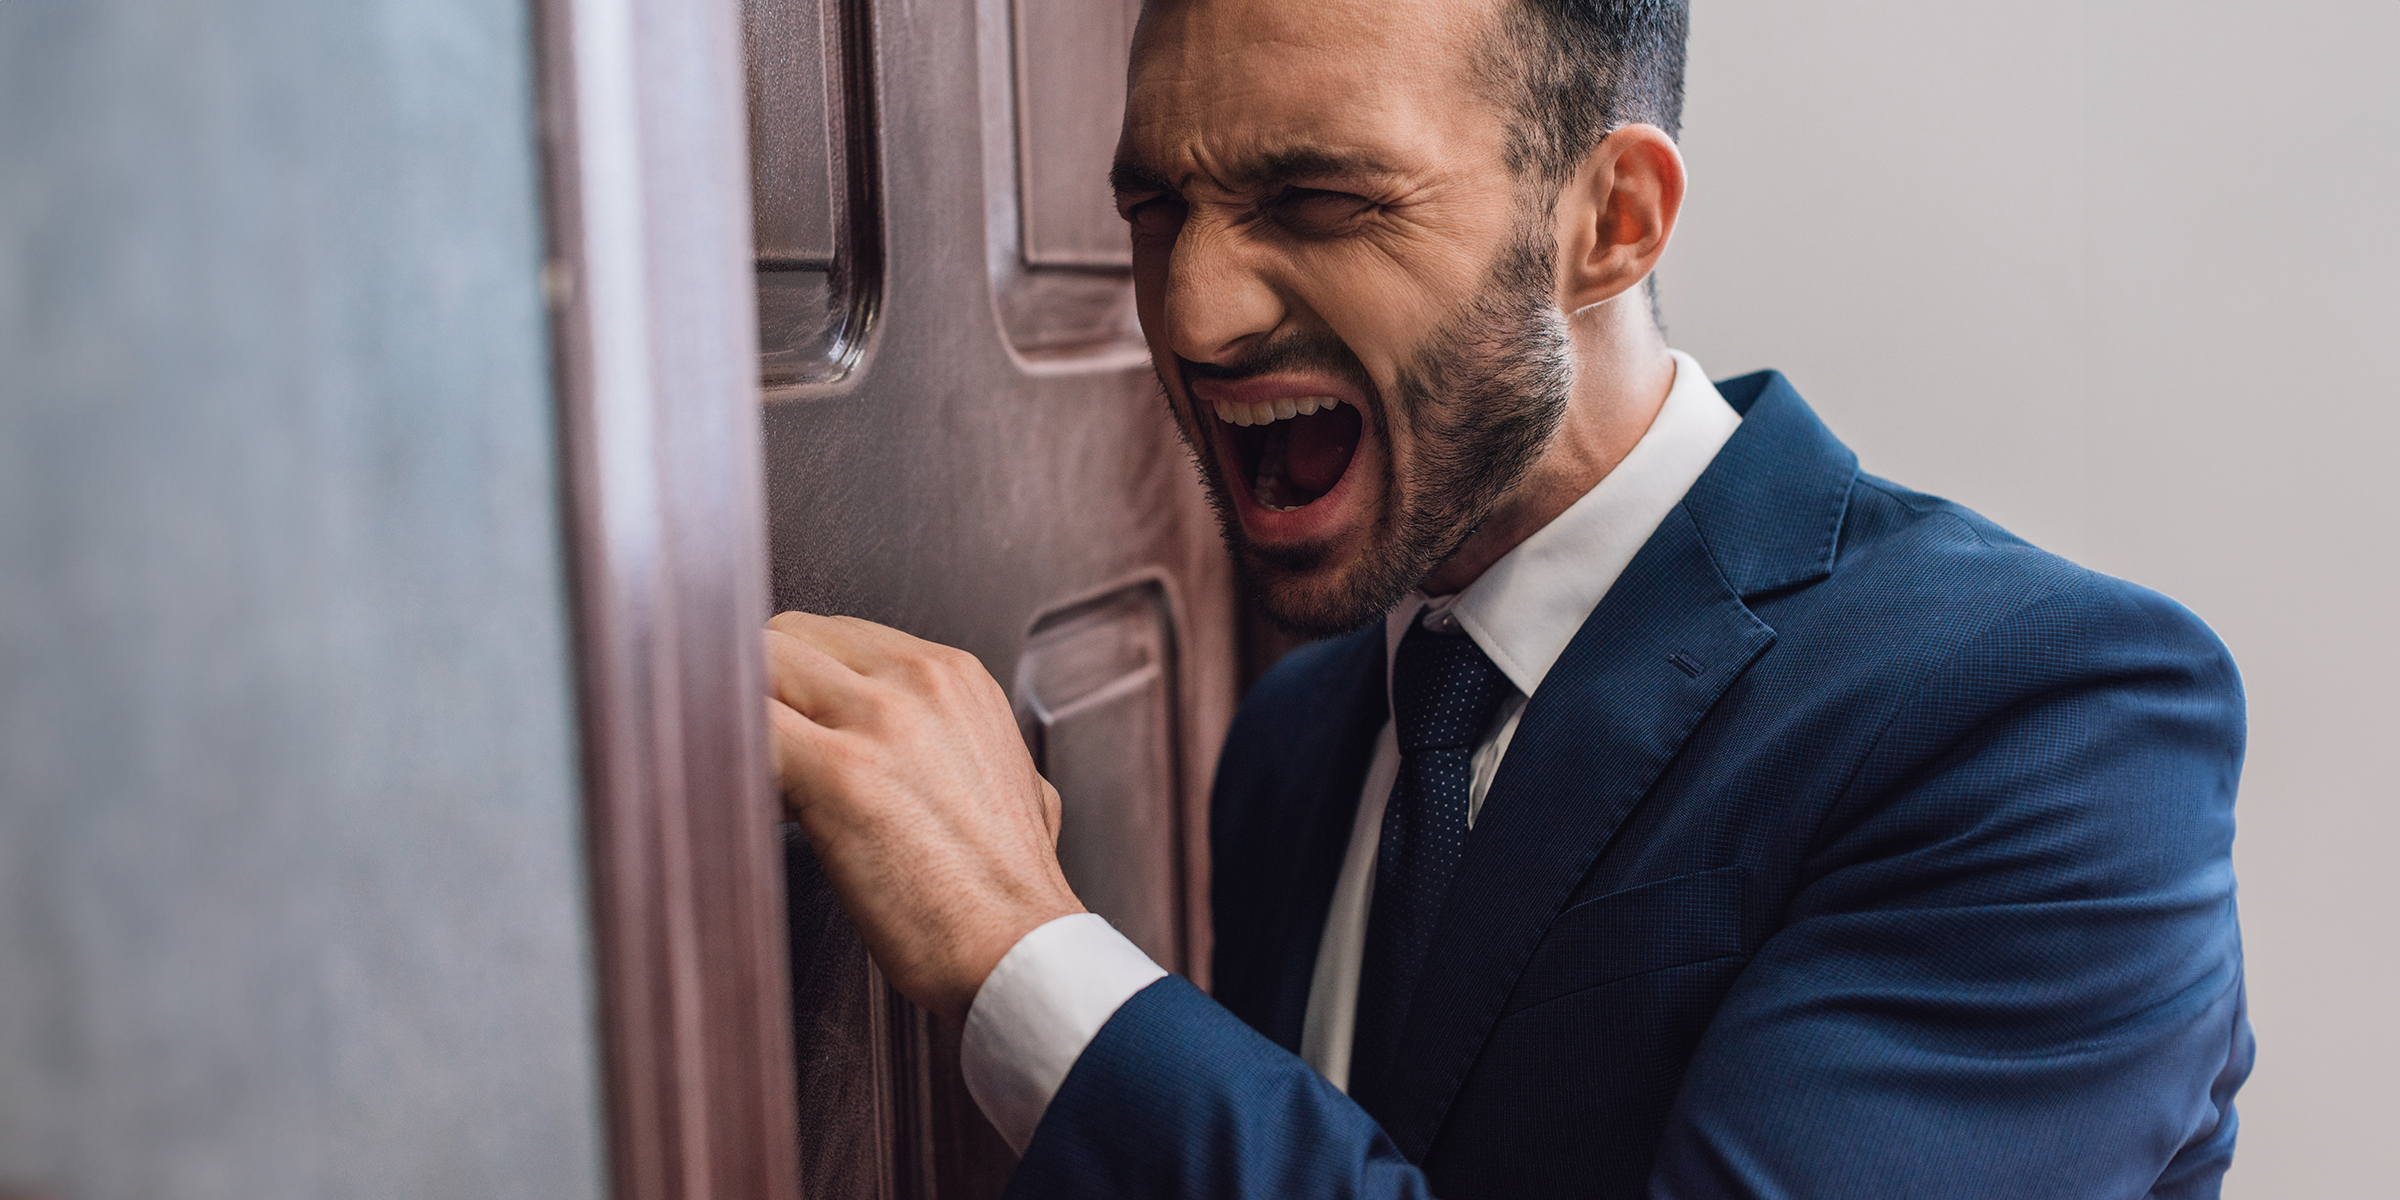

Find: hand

[763,611,1084,1024]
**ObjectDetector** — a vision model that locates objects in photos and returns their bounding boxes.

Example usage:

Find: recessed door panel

[784,835,896,1200]
[749,0,836,264]
[1017,583,1187,967]
[986,0,1145,360]
[1013,0,1138,269]
[747,0,882,388]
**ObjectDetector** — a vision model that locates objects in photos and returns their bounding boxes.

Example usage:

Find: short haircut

[1497,0,1689,184]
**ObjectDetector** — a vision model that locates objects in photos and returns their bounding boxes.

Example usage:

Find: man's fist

[764,611,1085,1025]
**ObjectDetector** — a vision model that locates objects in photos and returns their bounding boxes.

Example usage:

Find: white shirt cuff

[959,912,1169,1155]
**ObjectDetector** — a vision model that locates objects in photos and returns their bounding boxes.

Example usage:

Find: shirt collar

[1383,349,1743,697]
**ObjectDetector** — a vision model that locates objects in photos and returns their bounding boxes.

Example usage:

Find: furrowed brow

[1109,162,1174,195]
[1224,147,1398,189]
[1110,148,1402,197]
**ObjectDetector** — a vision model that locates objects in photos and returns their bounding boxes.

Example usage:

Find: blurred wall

[1662,2,2399,1194]
[0,2,606,1198]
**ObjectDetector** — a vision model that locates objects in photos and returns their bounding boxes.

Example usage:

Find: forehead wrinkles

[1123,0,1508,191]
[1134,0,1499,71]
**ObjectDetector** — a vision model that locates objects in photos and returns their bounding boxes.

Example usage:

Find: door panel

[988,0,1146,359]
[745,0,1236,1192]
[747,0,881,388]
[1012,0,1141,269]
[1017,580,1191,969]
[784,835,906,1200]
[747,0,835,264]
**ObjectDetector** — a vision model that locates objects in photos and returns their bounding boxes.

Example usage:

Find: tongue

[1282,403,1361,499]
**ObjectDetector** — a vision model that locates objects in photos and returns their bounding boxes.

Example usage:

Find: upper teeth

[1213,396,1340,427]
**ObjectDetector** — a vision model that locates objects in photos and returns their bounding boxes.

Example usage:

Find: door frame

[532,0,803,1197]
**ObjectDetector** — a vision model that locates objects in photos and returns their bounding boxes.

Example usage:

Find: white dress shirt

[960,350,1743,1152]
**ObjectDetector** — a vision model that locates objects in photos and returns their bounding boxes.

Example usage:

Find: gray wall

[0,2,607,1198]
[1664,2,2399,1194]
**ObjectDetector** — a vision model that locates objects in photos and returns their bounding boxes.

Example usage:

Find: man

[762,0,2251,1194]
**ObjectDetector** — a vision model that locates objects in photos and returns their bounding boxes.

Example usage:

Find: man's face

[1116,0,1573,637]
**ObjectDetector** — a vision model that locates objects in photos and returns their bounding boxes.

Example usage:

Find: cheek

[1285,240,1477,377]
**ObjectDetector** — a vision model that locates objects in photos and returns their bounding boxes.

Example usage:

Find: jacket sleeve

[1648,581,2253,1199]
[1005,974,1437,1200]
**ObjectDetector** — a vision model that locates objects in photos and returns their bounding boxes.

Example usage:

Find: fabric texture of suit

[1005,372,2252,1199]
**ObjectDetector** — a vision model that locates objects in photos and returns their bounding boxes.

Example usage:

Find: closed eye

[1118,192,1188,244]
[1268,187,1377,237]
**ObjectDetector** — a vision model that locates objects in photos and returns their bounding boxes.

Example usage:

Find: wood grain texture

[533,0,803,1195]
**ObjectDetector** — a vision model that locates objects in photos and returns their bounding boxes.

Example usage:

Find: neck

[1417,294,1675,596]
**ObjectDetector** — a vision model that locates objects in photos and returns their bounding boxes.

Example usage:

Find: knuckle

[904,653,958,692]
[808,732,882,790]
[762,639,797,674]
[826,733,875,774]
[856,682,909,727]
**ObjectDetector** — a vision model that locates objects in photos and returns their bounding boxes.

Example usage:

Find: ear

[1552,124,1686,315]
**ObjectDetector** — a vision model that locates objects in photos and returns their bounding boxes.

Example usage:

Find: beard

[1168,219,1576,639]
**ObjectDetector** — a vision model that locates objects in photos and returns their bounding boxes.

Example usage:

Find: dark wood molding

[532,0,801,1197]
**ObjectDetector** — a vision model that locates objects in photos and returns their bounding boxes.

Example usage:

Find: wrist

[937,896,1087,1025]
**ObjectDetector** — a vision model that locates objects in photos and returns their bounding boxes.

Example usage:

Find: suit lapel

[1371,371,1859,1159]
[1372,506,1774,1157]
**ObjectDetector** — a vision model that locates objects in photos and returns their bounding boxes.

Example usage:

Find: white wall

[1663,2,2399,1194]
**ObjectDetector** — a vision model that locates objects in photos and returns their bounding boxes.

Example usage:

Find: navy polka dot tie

[1348,618,1515,1117]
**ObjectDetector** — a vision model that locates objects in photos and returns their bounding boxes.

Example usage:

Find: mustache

[1177,330,1378,395]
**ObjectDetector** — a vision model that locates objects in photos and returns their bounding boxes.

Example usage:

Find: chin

[1238,533,1414,640]
[1199,419,1414,640]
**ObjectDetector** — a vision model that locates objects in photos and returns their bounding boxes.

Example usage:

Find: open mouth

[1213,396,1364,512]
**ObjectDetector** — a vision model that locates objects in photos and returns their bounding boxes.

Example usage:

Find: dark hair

[1497,0,1689,184]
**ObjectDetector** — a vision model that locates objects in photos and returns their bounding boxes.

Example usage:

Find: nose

[1159,215,1283,367]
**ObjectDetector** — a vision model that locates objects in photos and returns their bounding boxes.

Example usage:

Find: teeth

[1211,396,1340,427]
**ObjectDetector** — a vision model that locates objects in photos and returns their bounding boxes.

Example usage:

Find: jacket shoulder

[1772,473,2248,871]
[1828,472,2235,670]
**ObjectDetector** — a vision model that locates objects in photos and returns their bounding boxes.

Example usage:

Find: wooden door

[741,0,1237,1195]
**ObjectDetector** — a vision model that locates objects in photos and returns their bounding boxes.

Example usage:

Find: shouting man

[762,0,2251,1195]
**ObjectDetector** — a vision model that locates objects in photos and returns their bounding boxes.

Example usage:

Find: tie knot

[1389,622,1514,753]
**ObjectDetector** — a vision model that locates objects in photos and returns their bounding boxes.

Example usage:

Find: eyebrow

[1109,147,1402,195]
[1109,161,1173,195]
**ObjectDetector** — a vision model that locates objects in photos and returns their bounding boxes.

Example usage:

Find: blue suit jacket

[1008,373,2251,1199]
